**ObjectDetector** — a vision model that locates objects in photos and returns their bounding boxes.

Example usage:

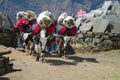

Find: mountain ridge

[0,0,120,23]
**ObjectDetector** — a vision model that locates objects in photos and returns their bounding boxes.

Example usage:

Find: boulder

[0,12,17,48]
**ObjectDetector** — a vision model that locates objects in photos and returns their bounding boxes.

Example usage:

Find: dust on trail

[1,48,120,80]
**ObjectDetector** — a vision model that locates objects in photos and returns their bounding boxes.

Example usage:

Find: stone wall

[0,12,17,48]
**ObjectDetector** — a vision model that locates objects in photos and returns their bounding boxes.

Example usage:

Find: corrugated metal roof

[105,15,120,33]
[102,1,112,10]
[112,1,120,16]
[80,22,93,32]
[91,9,103,16]
[84,13,95,19]
[93,19,109,33]
[101,1,112,16]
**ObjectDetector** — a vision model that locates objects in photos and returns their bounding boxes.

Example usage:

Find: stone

[0,27,17,48]
[0,67,6,76]
[0,58,4,68]
[0,12,17,48]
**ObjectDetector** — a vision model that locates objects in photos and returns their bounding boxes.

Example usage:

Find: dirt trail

[1,48,120,80]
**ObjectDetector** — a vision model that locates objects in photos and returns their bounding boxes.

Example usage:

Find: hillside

[0,0,120,22]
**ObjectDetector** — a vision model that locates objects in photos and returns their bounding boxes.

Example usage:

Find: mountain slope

[0,0,120,23]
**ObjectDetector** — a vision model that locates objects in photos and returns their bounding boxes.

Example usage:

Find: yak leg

[35,44,41,61]
[25,44,30,56]
[29,41,34,55]
[57,37,63,57]
[40,53,45,63]
[35,43,46,62]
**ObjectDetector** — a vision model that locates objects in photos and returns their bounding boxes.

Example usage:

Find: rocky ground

[0,45,120,80]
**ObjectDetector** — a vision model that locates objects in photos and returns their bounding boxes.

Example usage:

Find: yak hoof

[36,57,39,62]
[41,58,46,63]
